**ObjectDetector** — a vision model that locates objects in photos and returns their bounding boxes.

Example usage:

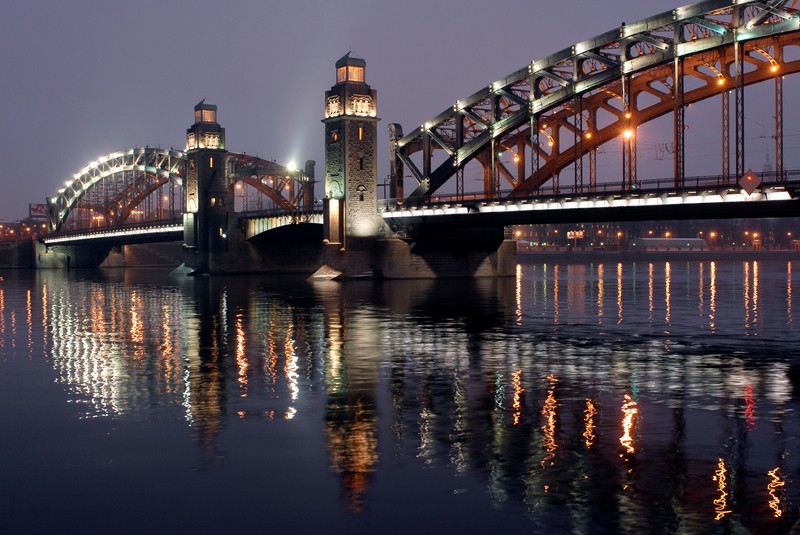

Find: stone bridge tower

[322,53,380,248]
[183,100,230,273]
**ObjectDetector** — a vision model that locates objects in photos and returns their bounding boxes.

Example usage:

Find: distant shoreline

[518,249,800,262]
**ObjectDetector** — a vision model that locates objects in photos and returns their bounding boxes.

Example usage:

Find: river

[1,258,799,533]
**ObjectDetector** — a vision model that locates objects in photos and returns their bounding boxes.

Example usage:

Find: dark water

[1,259,799,534]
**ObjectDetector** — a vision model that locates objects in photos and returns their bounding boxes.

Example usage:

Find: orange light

[623,129,634,139]
[771,64,779,73]
[717,77,725,86]
[625,112,632,119]
[585,132,593,139]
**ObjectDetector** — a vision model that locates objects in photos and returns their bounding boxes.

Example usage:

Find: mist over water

[1,259,799,533]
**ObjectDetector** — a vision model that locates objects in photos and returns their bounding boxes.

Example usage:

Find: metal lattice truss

[50,149,314,233]
[49,148,186,232]
[392,0,800,203]
[227,153,315,213]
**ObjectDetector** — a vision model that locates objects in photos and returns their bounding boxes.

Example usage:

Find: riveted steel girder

[392,0,800,204]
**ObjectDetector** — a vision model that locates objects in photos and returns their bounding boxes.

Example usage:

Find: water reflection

[768,467,786,518]
[713,458,732,521]
[2,259,798,532]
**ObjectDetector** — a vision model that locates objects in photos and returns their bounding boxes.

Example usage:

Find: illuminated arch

[48,150,315,233]
[392,0,800,202]
[49,148,186,232]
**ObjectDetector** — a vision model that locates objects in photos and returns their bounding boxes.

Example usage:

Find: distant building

[627,237,708,251]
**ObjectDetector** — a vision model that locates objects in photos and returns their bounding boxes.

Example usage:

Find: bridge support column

[318,53,384,278]
[181,101,231,274]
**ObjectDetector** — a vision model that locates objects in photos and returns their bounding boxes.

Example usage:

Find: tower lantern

[323,53,379,244]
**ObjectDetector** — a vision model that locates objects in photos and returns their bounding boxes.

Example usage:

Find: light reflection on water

[0,260,799,532]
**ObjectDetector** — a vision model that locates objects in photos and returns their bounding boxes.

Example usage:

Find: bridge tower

[183,100,230,272]
[322,53,380,247]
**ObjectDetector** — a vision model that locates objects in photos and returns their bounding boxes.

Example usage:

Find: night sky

[1,0,795,220]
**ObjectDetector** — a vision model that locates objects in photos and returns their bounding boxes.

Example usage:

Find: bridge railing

[45,217,183,240]
[379,170,800,211]
[237,201,324,220]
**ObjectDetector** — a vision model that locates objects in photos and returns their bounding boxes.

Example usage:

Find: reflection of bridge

[39,0,800,276]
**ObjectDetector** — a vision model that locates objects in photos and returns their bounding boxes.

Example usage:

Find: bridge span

[37,0,800,277]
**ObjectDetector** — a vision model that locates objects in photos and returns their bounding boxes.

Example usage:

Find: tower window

[347,66,364,82]
[336,66,346,83]
[358,127,363,141]
[332,131,339,142]
[196,109,216,123]
[209,157,214,168]
[359,158,364,170]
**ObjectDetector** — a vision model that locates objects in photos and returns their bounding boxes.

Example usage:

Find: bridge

[42,147,320,247]
[387,0,800,206]
[38,0,800,277]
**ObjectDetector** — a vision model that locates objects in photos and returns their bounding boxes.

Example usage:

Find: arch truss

[48,148,186,232]
[49,150,316,233]
[227,154,316,215]
[390,0,800,204]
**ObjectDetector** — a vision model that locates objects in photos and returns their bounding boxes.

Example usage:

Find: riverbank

[0,240,33,268]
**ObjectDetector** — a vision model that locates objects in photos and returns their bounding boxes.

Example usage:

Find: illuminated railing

[381,172,800,219]
[42,219,183,245]
[381,170,800,212]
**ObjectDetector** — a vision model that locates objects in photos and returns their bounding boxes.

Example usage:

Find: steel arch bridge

[48,148,315,234]
[390,0,800,205]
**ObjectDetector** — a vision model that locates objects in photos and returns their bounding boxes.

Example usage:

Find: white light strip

[381,188,793,219]
[43,224,183,245]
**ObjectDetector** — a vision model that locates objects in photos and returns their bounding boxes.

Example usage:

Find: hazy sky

[1,0,795,220]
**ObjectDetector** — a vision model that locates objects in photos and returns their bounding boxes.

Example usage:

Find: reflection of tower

[322,53,380,246]
[184,101,230,273]
[185,278,228,466]
[320,285,379,513]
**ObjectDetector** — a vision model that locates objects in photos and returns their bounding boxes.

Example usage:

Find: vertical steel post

[490,138,498,197]
[622,74,629,189]
[722,90,730,184]
[735,41,745,180]
[674,57,685,189]
[775,47,784,182]
[621,74,636,189]
[574,96,583,193]
[531,114,540,195]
